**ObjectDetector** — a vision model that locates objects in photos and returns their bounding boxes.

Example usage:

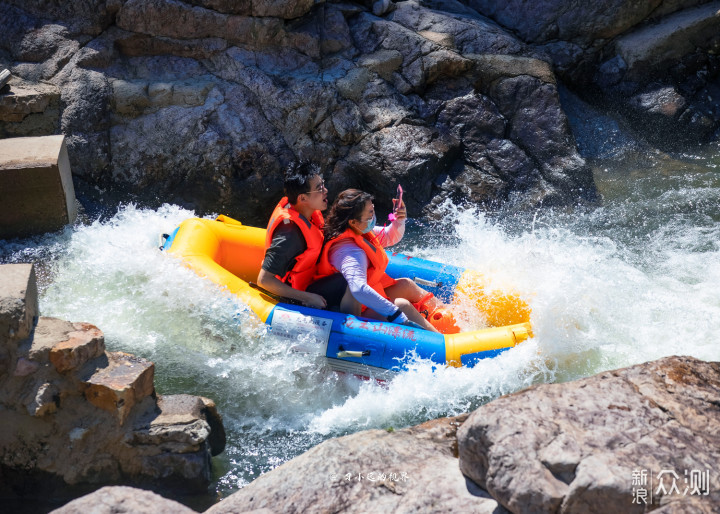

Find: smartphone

[388,184,403,221]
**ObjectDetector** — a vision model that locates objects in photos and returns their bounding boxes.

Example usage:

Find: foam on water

[2,148,720,498]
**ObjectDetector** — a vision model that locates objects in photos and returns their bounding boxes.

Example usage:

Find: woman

[315,189,456,333]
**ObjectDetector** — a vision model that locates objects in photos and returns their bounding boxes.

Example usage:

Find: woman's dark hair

[284,161,320,204]
[324,189,374,242]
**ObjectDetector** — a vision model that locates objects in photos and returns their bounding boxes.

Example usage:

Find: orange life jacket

[316,228,394,299]
[264,197,324,291]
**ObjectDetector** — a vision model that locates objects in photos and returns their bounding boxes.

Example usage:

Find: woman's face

[350,200,375,233]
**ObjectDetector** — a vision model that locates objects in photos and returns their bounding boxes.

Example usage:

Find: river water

[2,143,719,507]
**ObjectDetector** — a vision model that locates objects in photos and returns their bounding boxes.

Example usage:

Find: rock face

[0,263,226,503]
[468,0,720,149]
[458,355,720,513]
[1,1,718,218]
[0,0,600,223]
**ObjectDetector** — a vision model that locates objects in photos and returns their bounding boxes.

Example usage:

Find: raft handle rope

[337,346,371,359]
[413,277,440,288]
[158,233,170,250]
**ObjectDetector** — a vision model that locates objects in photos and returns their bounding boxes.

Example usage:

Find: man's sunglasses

[304,179,326,194]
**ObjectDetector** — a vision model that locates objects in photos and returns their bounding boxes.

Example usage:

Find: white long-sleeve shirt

[328,220,408,321]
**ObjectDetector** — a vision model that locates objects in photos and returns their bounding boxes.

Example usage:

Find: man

[257,162,331,308]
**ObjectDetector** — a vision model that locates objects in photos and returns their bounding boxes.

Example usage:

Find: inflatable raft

[162,216,533,379]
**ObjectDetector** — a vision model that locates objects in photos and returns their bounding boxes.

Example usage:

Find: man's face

[304,175,328,211]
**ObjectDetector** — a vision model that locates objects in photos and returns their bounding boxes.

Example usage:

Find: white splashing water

[2,149,720,497]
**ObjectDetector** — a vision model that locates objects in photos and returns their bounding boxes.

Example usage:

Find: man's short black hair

[285,161,320,204]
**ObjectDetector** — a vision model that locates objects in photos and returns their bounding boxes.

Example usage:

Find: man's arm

[257,268,326,308]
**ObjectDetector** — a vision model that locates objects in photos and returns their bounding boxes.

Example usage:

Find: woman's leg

[363,300,439,332]
[384,278,441,312]
[385,277,459,333]
[393,298,439,332]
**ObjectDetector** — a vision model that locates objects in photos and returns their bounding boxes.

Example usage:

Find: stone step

[0,78,60,138]
[49,322,106,374]
[129,394,226,456]
[83,351,155,425]
[0,134,77,238]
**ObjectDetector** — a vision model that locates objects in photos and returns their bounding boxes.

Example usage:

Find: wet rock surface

[468,0,720,151]
[199,355,718,514]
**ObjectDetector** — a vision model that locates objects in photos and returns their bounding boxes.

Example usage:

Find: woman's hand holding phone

[389,185,404,222]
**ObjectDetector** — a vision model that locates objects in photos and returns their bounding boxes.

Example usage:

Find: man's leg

[339,286,362,316]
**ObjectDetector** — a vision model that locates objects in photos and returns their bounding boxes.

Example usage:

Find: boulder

[40,355,720,512]
[205,415,504,514]
[613,2,720,81]
[1,0,717,216]
[129,394,226,457]
[464,0,703,45]
[462,0,720,150]
[50,322,105,374]
[115,0,287,48]
[50,485,196,514]
[1,0,119,36]
[458,356,720,513]
[82,351,155,424]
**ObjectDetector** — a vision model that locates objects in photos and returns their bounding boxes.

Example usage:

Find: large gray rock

[0,78,61,138]
[613,1,720,81]
[458,356,720,513]
[206,415,504,514]
[464,0,704,45]
[2,0,715,207]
